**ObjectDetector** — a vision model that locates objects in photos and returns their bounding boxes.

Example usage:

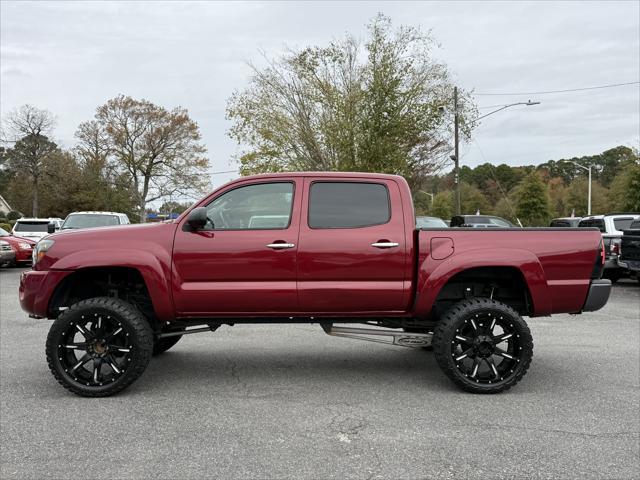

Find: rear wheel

[45,297,153,397]
[432,298,533,394]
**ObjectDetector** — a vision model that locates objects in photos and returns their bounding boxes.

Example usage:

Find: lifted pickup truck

[20,172,611,397]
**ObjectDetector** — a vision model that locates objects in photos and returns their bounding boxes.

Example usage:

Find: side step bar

[158,323,220,338]
[321,323,432,348]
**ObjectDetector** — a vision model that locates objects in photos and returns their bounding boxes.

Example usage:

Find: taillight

[610,239,621,256]
[601,241,606,265]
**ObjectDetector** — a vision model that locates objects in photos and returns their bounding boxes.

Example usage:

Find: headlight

[18,242,32,250]
[32,239,55,265]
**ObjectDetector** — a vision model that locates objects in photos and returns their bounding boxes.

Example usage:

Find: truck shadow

[137,347,455,394]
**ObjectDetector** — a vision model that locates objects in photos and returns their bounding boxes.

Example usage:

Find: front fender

[413,248,550,317]
[51,249,174,321]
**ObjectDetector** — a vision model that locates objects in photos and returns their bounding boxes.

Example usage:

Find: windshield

[62,214,121,229]
[14,221,49,232]
[0,227,9,236]
[416,217,447,228]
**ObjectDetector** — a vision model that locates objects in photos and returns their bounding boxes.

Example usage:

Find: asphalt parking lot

[1,267,639,479]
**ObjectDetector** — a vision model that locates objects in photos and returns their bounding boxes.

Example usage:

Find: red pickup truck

[20,172,611,397]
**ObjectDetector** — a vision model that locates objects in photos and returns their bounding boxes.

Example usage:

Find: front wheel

[432,298,533,394]
[45,297,154,397]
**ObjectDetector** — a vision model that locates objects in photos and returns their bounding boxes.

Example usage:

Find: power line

[474,81,639,96]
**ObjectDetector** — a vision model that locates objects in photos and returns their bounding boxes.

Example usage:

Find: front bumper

[1,250,16,265]
[19,269,72,318]
[582,279,612,312]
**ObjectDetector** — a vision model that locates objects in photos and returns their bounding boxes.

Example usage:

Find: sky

[1,0,639,203]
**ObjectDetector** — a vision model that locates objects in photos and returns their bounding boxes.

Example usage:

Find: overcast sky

[1,0,639,200]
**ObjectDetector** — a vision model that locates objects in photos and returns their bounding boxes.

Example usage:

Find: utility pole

[571,161,592,215]
[453,86,461,215]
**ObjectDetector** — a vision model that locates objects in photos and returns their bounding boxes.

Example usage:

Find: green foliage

[226,14,476,190]
[0,223,11,232]
[564,177,612,217]
[431,191,453,220]
[515,172,551,226]
[6,210,21,221]
[610,161,640,211]
[460,182,491,215]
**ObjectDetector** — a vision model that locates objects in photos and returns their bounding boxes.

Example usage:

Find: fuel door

[430,237,454,260]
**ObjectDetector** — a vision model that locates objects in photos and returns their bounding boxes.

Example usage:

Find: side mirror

[47,222,56,234]
[186,207,208,230]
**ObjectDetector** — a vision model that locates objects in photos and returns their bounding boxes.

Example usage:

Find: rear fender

[414,248,550,317]
[50,249,173,321]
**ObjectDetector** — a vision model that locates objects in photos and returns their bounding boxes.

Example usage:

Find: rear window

[308,182,390,229]
[630,220,640,230]
[613,217,637,231]
[13,221,49,232]
[550,220,570,227]
[578,219,606,233]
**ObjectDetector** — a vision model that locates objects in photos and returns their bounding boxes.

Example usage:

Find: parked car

[12,218,63,242]
[61,211,130,230]
[550,217,582,227]
[618,219,640,283]
[0,240,16,267]
[416,216,448,228]
[20,172,610,397]
[578,213,640,282]
[0,226,36,265]
[450,215,516,228]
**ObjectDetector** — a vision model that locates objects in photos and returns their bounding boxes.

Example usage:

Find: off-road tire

[433,298,533,394]
[153,334,183,355]
[46,297,153,397]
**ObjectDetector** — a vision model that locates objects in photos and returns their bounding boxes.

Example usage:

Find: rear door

[172,179,301,315]
[296,178,408,313]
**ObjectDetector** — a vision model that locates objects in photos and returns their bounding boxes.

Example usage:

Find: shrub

[7,210,22,221]
[0,223,12,232]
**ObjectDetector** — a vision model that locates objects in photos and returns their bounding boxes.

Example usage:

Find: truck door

[297,178,408,313]
[172,179,301,315]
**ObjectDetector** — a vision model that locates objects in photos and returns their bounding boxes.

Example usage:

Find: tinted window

[578,219,606,233]
[630,220,640,230]
[309,182,390,229]
[613,218,637,231]
[550,220,569,227]
[62,214,121,229]
[14,221,49,232]
[205,182,294,230]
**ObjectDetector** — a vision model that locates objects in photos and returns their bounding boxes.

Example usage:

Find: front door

[297,178,408,313]
[172,180,301,316]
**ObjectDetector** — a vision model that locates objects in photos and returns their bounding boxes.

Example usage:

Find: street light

[571,161,592,215]
[418,190,434,205]
[451,89,541,215]
[477,100,541,121]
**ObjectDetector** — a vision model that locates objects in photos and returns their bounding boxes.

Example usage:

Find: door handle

[266,243,295,249]
[371,241,399,249]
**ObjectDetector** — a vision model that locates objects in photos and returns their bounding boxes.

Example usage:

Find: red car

[0,226,35,265]
[20,172,610,397]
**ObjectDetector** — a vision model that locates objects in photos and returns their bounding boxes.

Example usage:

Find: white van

[11,218,63,241]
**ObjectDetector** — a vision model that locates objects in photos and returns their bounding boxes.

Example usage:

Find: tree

[610,160,640,211]
[4,134,59,216]
[459,182,491,214]
[431,191,453,220]
[226,14,476,189]
[76,95,209,222]
[515,172,552,226]
[565,177,612,216]
[1,105,57,216]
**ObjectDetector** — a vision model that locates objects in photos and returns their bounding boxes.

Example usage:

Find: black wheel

[403,327,433,351]
[433,298,533,394]
[153,333,183,355]
[46,297,153,397]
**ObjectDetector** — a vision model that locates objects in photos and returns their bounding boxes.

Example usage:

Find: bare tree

[2,105,57,216]
[76,95,209,222]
